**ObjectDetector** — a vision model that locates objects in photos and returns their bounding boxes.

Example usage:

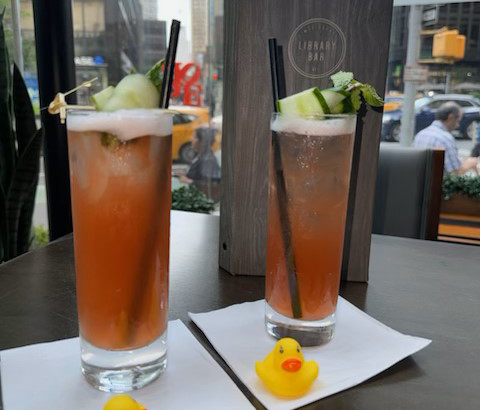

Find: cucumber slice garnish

[331,98,354,114]
[275,71,384,117]
[278,87,328,116]
[320,89,348,112]
[330,101,345,114]
[277,87,350,116]
[313,89,331,115]
[100,132,121,149]
[100,73,160,112]
[91,86,114,110]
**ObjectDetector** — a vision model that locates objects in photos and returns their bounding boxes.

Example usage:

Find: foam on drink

[67,109,172,141]
[271,115,356,136]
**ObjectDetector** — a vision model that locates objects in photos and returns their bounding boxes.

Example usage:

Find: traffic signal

[433,29,466,59]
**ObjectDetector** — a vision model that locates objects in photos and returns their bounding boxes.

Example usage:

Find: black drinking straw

[160,19,181,109]
[268,38,302,319]
[125,20,181,345]
[268,39,280,112]
[276,45,287,100]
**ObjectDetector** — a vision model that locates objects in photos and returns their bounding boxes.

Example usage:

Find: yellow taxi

[384,93,404,112]
[170,106,221,163]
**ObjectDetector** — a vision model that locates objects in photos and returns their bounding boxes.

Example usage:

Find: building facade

[191,0,208,58]
[139,0,158,20]
[388,2,480,92]
[21,0,168,85]
[141,20,167,73]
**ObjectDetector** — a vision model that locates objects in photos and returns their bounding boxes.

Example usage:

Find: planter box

[441,194,480,216]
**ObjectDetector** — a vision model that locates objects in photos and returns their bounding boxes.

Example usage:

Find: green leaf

[16,128,43,254]
[34,224,49,248]
[350,88,362,112]
[6,127,43,258]
[0,11,15,193]
[13,63,37,157]
[16,177,37,254]
[330,71,354,88]
[442,174,480,200]
[0,12,42,261]
[328,72,384,113]
[0,182,8,261]
[360,84,384,107]
[171,185,215,214]
[146,59,164,94]
[342,97,355,114]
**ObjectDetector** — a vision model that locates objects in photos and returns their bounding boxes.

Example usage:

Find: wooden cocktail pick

[48,77,97,123]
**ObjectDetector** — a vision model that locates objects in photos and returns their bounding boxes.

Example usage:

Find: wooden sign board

[220,0,394,281]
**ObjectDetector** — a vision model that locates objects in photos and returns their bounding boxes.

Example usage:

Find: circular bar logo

[288,18,346,79]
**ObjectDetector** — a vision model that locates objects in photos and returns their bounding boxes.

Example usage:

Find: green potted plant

[172,185,215,214]
[0,10,43,262]
[441,174,480,216]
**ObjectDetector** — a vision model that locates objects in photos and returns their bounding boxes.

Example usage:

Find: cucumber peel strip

[313,88,331,115]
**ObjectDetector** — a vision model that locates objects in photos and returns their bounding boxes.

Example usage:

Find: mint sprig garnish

[360,83,384,107]
[331,71,354,88]
[330,71,384,111]
[146,59,165,94]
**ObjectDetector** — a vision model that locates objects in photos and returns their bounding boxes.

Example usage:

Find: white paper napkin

[189,297,431,410]
[0,320,254,410]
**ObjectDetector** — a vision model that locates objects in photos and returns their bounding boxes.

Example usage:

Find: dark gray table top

[1,211,479,409]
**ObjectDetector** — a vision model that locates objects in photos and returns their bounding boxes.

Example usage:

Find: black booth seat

[372,143,445,240]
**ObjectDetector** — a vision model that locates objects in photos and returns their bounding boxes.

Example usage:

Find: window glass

[454,100,474,108]
[172,114,184,125]
[384,3,480,244]
[71,0,224,212]
[385,4,480,151]
[184,114,198,122]
[7,1,478,254]
[470,24,479,49]
[429,99,473,109]
[427,100,446,109]
[1,1,48,256]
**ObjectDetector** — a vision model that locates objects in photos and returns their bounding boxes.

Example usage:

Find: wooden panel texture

[220,0,394,280]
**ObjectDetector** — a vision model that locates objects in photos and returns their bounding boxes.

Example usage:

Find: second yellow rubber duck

[103,394,146,410]
[256,337,319,398]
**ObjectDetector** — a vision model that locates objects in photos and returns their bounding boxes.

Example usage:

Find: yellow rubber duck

[256,337,319,398]
[103,394,146,410]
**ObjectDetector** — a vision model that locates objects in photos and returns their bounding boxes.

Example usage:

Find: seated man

[413,102,478,174]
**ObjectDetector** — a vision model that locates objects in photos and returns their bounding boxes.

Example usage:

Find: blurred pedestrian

[176,126,221,185]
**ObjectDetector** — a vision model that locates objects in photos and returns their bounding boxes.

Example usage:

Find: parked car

[381,94,480,142]
[170,106,221,163]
